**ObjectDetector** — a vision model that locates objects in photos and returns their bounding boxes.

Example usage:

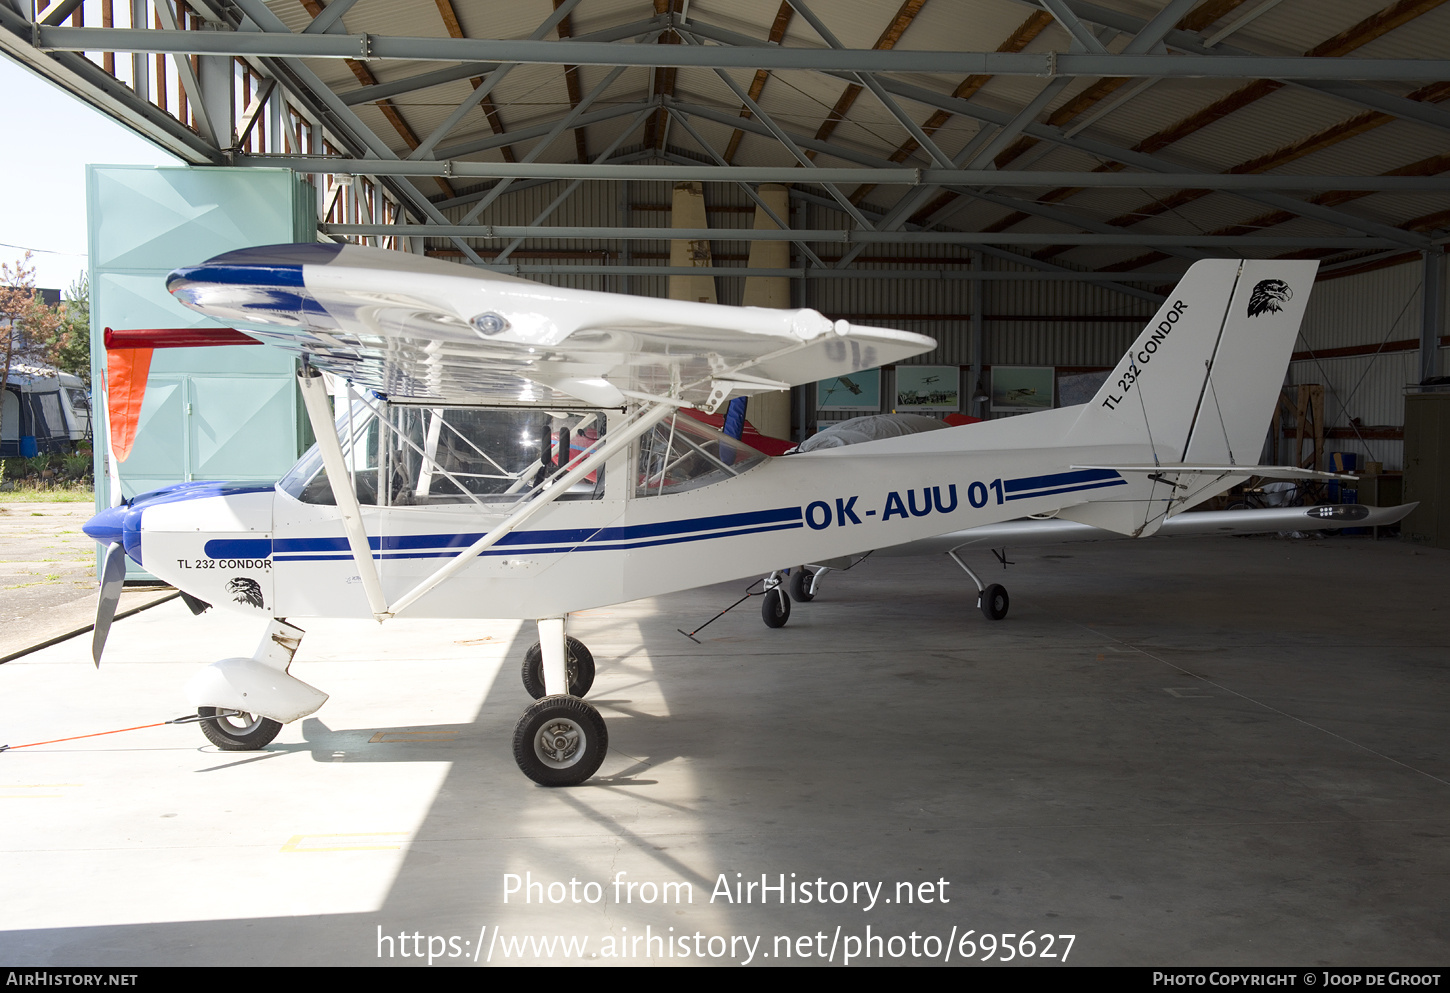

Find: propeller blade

[92,542,127,667]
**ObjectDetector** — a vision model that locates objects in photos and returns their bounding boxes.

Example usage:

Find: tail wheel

[513,695,608,787]
[197,707,282,751]
[521,637,595,699]
[762,586,791,628]
[979,584,1009,621]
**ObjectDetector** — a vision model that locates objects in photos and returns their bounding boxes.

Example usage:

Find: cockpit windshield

[280,399,605,507]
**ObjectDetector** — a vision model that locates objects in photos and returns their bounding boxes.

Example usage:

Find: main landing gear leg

[948,549,1010,621]
[513,617,608,786]
[789,565,826,603]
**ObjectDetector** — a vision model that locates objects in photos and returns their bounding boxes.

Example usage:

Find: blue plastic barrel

[19,436,37,458]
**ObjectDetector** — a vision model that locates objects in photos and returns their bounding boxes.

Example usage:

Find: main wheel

[788,568,815,603]
[979,583,1010,621]
[197,707,282,751]
[521,637,595,699]
[761,586,791,628]
[512,695,608,786]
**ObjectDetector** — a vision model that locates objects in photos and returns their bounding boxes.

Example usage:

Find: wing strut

[298,367,391,620]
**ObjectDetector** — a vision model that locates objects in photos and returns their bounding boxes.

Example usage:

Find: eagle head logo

[226,577,265,609]
[1248,279,1292,318]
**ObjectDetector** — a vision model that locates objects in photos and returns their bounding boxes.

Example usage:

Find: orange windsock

[105,347,152,463]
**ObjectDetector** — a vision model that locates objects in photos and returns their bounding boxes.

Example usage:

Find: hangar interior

[2,0,1450,967]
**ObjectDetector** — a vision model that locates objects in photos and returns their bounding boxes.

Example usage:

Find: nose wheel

[761,584,791,628]
[196,707,282,750]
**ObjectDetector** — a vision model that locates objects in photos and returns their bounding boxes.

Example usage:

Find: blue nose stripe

[82,505,127,547]
[82,481,275,568]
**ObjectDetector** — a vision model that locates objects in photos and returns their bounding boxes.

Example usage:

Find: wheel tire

[788,568,815,603]
[197,707,282,751]
[512,695,608,787]
[761,586,791,628]
[521,637,596,699]
[979,583,1009,621]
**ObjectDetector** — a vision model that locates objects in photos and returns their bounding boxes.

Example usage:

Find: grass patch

[0,489,96,505]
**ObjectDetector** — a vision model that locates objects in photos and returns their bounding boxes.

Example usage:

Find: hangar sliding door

[87,165,314,574]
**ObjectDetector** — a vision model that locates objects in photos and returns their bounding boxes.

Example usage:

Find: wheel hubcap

[218,710,260,732]
[535,718,585,768]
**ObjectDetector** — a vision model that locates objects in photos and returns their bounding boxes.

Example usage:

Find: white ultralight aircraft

[83,245,1356,786]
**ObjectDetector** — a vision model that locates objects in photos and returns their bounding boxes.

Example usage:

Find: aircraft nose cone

[82,505,127,547]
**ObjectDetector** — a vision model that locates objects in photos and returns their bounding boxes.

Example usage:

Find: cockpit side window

[635,411,766,497]
[280,402,606,507]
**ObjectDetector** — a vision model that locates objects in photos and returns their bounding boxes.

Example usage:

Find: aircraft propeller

[91,542,127,667]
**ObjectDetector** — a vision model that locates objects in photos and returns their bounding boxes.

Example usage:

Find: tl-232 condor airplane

[84,245,1354,786]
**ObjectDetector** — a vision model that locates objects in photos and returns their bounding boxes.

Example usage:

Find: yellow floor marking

[280,832,409,853]
[0,784,81,798]
[368,730,457,743]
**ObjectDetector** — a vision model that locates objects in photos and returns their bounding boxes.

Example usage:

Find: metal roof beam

[226,0,484,262]
[668,111,828,268]
[852,75,1435,250]
[223,161,1450,192]
[0,3,222,163]
[319,224,1397,249]
[302,0,362,35]
[405,0,588,162]
[664,98,1198,266]
[493,106,654,263]
[677,30,876,231]
[32,26,1450,79]
[433,102,654,161]
[450,264,1175,281]
[457,63,630,223]
[1039,0,1111,54]
[784,185,1167,304]
[1004,0,1450,134]
[338,15,668,105]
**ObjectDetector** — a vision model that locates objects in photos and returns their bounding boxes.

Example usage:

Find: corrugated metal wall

[1289,257,1446,471]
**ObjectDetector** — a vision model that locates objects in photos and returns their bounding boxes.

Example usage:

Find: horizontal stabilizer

[1071,463,1355,482]
[873,503,1417,557]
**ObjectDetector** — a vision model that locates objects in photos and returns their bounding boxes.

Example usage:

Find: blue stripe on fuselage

[221,506,805,561]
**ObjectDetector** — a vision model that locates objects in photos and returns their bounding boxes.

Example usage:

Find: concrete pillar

[668,181,716,304]
[742,183,792,440]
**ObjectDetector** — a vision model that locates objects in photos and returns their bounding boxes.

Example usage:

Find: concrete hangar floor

[0,534,1446,967]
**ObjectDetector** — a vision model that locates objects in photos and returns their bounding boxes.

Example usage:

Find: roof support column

[970,251,985,417]
[197,53,233,152]
[669,181,716,304]
[1423,250,1446,383]
[742,183,792,439]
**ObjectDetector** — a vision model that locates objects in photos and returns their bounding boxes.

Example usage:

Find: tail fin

[1060,259,1318,534]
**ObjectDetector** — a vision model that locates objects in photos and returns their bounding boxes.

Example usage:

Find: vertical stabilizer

[1067,259,1242,456]
[1181,260,1319,468]
[1058,259,1318,535]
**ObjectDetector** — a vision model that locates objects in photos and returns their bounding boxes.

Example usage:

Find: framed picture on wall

[990,365,1055,412]
[894,365,959,411]
[817,369,881,411]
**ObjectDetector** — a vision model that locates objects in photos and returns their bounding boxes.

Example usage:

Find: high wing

[166,243,935,410]
[873,503,1417,557]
